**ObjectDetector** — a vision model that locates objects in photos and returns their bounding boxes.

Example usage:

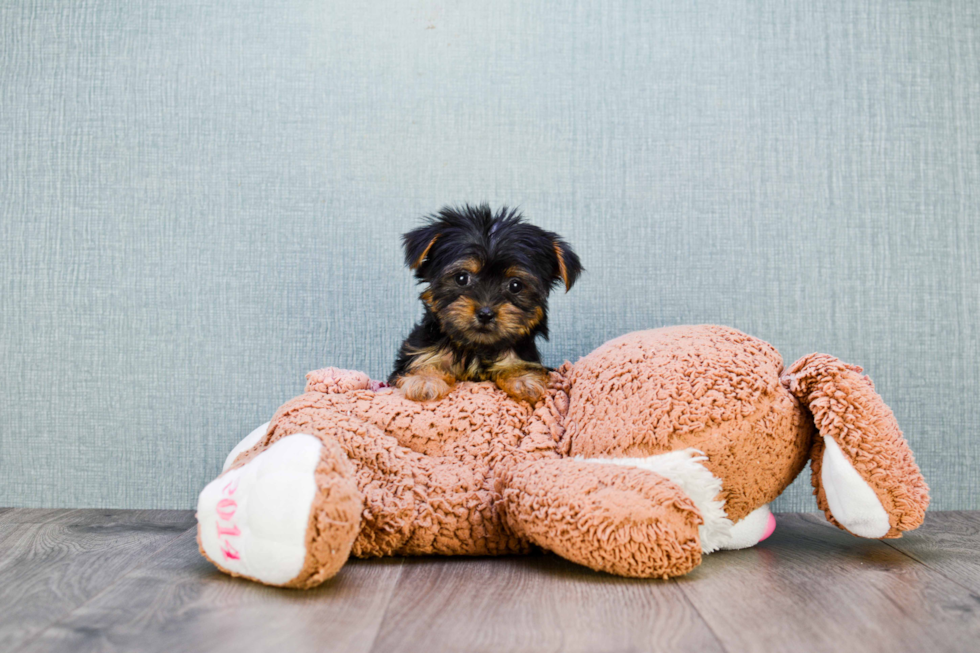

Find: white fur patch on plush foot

[198,433,321,585]
[821,436,891,538]
[580,448,733,554]
[719,504,776,550]
[222,421,271,472]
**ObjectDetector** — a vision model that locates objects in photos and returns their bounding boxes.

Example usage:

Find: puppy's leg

[491,354,549,404]
[395,367,456,402]
[391,344,457,402]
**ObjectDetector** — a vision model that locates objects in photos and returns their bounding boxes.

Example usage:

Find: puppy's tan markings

[529,306,544,330]
[461,356,482,381]
[410,235,439,270]
[444,295,502,345]
[504,266,536,284]
[489,351,549,404]
[496,304,543,339]
[445,296,479,324]
[554,242,572,291]
[444,258,482,277]
[405,345,454,372]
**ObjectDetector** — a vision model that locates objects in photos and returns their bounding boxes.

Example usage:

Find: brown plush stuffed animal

[197,325,929,588]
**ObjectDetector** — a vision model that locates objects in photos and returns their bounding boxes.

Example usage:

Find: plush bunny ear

[402,223,441,274]
[552,238,582,292]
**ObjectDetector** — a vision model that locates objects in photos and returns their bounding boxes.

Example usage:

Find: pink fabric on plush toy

[761,513,777,541]
[197,325,929,589]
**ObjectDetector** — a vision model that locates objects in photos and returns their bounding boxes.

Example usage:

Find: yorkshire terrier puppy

[390,204,582,404]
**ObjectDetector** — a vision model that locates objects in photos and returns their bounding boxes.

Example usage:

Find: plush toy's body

[197,326,929,588]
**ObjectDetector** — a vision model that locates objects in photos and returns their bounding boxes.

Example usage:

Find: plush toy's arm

[515,364,575,458]
[305,367,374,393]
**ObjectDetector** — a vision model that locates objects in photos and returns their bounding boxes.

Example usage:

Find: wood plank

[0,509,195,651]
[6,510,979,653]
[0,509,75,524]
[0,509,196,526]
[879,511,980,594]
[675,513,980,653]
[0,524,25,563]
[22,529,404,653]
[371,554,724,653]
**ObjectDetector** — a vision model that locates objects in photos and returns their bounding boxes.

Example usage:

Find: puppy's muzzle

[476,307,495,325]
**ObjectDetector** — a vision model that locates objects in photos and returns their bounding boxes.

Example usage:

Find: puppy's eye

[454,272,470,286]
[508,279,524,293]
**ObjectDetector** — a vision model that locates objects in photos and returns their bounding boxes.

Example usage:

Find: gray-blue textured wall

[2,0,977,510]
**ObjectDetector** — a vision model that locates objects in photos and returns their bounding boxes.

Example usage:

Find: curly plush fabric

[198,325,929,587]
[565,326,814,522]
[500,457,704,578]
[783,354,930,537]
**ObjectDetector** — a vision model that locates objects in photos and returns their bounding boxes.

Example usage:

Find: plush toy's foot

[818,436,891,537]
[784,354,929,538]
[581,449,732,554]
[197,433,362,588]
[500,457,705,578]
[718,504,776,551]
[579,450,776,554]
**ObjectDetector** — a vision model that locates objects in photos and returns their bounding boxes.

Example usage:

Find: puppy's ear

[552,238,582,292]
[402,222,441,275]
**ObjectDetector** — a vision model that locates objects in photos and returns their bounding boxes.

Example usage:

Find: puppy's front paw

[496,368,549,404]
[396,370,454,402]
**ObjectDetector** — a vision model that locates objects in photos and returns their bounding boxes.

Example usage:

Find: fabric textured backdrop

[1,0,977,510]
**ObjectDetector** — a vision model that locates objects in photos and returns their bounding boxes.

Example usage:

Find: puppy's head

[402,204,582,348]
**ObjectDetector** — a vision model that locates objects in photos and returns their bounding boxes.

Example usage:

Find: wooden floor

[0,510,978,653]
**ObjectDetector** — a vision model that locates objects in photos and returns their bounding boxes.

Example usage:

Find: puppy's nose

[476,307,495,325]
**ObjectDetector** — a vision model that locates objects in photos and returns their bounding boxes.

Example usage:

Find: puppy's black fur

[390,204,582,403]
